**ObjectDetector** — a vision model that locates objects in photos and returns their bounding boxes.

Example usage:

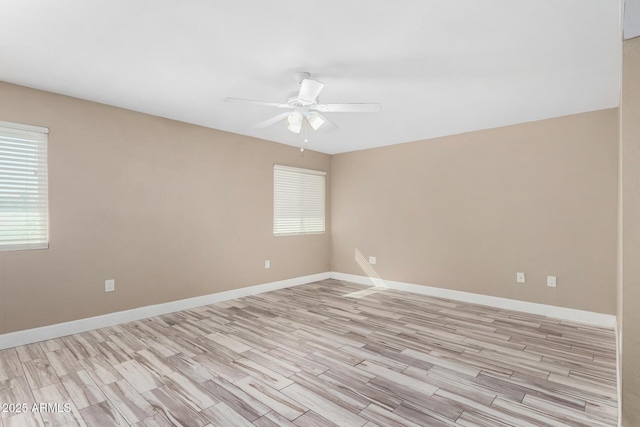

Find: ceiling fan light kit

[287,111,303,133]
[224,72,381,150]
[306,112,325,131]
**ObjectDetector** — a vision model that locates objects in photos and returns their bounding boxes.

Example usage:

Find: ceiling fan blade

[312,103,381,113]
[298,79,324,103]
[224,97,290,108]
[253,112,291,129]
[317,113,338,131]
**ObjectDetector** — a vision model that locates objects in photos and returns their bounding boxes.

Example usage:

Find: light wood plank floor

[0,279,617,426]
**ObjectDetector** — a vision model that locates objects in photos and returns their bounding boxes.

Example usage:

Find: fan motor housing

[287,92,314,107]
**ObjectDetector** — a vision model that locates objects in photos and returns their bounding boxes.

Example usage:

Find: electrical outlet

[265,260,270,269]
[369,256,377,265]
[547,276,557,287]
[516,272,525,283]
[105,279,115,292]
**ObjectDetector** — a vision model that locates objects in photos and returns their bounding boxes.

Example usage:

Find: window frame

[273,164,326,237]
[0,120,50,252]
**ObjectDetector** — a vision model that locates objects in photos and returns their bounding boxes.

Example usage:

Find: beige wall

[0,82,331,335]
[331,109,618,314]
[621,36,640,426]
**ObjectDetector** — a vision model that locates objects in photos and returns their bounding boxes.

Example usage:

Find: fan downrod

[294,72,311,85]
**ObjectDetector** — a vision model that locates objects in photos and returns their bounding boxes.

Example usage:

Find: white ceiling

[0,1,623,154]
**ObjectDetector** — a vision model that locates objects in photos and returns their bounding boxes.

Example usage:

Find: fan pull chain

[301,121,308,152]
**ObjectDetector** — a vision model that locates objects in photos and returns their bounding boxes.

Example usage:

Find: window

[0,121,49,251]
[274,164,325,236]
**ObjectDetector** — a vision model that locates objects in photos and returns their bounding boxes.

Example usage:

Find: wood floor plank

[392,401,460,427]
[401,348,482,377]
[408,365,495,402]
[22,358,60,390]
[142,386,210,427]
[242,349,301,378]
[60,370,107,410]
[131,412,174,427]
[456,409,517,427]
[252,411,298,427]
[192,353,248,383]
[164,353,216,384]
[79,356,124,387]
[2,411,45,427]
[162,371,219,411]
[113,360,163,394]
[232,357,294,390]
[318,369,403,412]
[200,377,270,421]
[280,383,367,427]
[289,371,370,413]
[521,394,613,426]
[491,397,593,427]
[267,347,329,376]
[101,379,156,425]
[133,349,174,378]
[359,403,423,427]
[46,348,83,377]
[0,377,37,420]
[293,410,341,427]
[206,332,252,354]
[0,349,23,382]
[60,335,99,361]
[234,377,307,421]
[15,344,46,364]
[31,382,86,427]
[78,400,127,426]
[201,401,254,427]
[357,360,439,399]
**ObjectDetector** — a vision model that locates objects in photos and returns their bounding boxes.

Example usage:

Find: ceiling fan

[224,72,381,149]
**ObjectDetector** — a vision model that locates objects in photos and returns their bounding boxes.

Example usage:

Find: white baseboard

[0,271,615,351]
[331,272,616,328]
[0,272,331,350]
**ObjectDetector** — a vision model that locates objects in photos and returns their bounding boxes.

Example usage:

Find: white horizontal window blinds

[0,121,49,251]
[274,165,326,236]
